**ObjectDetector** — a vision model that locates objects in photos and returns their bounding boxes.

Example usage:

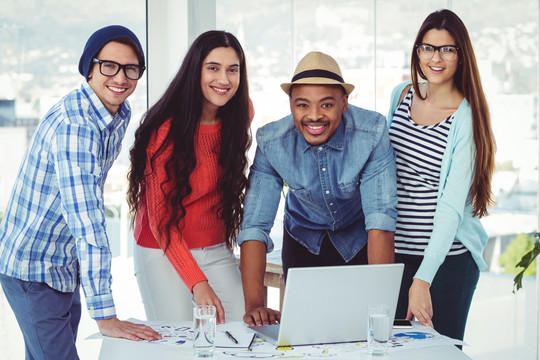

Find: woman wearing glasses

[387,9,495,341]
[127,30,252,324]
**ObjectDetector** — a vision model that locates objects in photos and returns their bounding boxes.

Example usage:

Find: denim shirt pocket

[288,186,315,207]
[338,178,360,199]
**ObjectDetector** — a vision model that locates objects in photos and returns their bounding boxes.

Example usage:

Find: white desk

[89,321,472,360]
[95,341,469,359]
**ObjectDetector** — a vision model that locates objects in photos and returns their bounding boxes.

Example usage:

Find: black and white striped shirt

[389,87,467,256]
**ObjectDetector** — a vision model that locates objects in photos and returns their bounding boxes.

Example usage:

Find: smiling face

[418,29,459,86]
[290,84,348,146]
[87,41,139,115]
[200,47,240,115]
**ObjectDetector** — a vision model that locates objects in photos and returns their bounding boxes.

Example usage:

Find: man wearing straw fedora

[238,51,398,326]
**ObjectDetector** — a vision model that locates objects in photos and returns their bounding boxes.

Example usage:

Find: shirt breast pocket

[338,178,360,198]
[288,187,315,206]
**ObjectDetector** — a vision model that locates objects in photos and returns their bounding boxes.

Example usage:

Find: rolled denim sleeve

[360,114,398,232]
[238,145,284,253]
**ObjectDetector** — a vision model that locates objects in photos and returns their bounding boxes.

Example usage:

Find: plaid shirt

[0,82,130,320]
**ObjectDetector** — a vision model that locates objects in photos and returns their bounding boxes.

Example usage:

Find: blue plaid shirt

[0,82,130,320]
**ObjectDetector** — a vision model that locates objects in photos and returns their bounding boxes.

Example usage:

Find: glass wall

[0,1,538,359]
[216,1,539,359]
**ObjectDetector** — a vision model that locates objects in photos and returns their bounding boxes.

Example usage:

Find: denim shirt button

[330,203,334,206]
[318,147,323,151]
[322,168,326,171]
[325,190,330,194]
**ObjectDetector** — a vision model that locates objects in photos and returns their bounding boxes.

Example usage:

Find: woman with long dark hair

[127,30,252,323]
[387,9,495,341]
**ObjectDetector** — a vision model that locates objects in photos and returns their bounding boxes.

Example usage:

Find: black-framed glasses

[92,58,146,80]
[415,43,460,61]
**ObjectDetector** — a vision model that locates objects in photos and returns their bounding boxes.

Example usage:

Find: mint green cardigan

[387,82,488,284]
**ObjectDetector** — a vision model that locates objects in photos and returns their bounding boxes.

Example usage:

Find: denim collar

[299,115,346,152]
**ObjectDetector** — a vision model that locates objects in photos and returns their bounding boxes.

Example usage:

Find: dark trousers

[281,227,368,281]
[0,273,81,360]
[394,251,479,342]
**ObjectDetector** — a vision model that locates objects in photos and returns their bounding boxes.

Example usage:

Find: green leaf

[513,233,540,293]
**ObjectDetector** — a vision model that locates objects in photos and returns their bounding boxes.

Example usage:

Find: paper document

[215,330,255,348]
[99,319,255,348]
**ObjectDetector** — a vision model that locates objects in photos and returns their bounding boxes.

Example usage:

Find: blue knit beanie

[78,25,145,80]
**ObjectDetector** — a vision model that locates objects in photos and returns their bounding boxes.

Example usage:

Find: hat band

[291,69,344,83]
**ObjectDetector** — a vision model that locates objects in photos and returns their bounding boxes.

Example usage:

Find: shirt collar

[298,114,346,152]
[80,82,131,130]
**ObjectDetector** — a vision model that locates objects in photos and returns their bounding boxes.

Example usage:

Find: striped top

[389,87,467,256]
[0,82,130,319]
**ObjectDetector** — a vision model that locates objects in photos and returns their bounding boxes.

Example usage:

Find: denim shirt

[238,104,397,262]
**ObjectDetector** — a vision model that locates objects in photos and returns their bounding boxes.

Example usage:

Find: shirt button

[330,203,334,206]
[333,211,337,214]
[318,147,323,151]
[322,168,326,172]
[325,190,330,194]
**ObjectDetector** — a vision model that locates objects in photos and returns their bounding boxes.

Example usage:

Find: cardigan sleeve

[143,121,208,292]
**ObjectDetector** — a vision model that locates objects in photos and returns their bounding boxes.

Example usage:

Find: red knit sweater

[134,118,225,291]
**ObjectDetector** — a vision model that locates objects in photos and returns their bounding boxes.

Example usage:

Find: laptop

[249,263,404,346]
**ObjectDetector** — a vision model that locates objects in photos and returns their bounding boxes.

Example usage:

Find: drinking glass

[193,305,216,358]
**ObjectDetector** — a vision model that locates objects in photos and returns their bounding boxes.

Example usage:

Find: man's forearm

[367,229,395,264]
[239,240,267,311]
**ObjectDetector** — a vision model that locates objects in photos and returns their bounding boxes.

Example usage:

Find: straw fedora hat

[280,51,355,95]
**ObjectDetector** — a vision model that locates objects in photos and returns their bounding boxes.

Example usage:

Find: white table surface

[95,341,470,360]
[89,321,472,360]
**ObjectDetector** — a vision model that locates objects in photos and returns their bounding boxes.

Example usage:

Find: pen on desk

[225,330,239,344]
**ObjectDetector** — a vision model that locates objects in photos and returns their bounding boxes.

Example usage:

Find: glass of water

[193,305,217,358]
[367,304,391,356]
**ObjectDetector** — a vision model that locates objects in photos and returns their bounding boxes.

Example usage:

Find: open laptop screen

[249,263,404,346]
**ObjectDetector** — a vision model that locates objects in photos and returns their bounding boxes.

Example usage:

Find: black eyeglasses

[92,58,146,80]
[415,43,460,61]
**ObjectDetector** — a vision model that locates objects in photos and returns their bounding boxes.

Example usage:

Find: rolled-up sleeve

[238,145,284,253]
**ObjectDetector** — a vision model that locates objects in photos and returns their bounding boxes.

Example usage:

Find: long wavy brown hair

[127,30,251,250]
[410,9,495,218]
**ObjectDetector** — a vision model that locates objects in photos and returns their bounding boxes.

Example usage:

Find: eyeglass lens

[99,60,143,80]
[417,44,458,61]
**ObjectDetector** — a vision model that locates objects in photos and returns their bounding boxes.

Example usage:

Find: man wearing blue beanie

[0,25,161,359]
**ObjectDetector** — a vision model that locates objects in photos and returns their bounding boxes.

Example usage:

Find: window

[1,1,538,358]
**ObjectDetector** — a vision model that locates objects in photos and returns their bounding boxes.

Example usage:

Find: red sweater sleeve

[137,120,207,292]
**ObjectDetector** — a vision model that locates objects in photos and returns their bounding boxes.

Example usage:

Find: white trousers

[133,243,245,322]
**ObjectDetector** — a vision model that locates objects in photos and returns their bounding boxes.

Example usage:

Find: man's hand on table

[243,305,281,326]
[96,317,162,341]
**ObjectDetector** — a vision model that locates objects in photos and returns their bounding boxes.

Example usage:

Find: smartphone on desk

[393,319,413,328]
